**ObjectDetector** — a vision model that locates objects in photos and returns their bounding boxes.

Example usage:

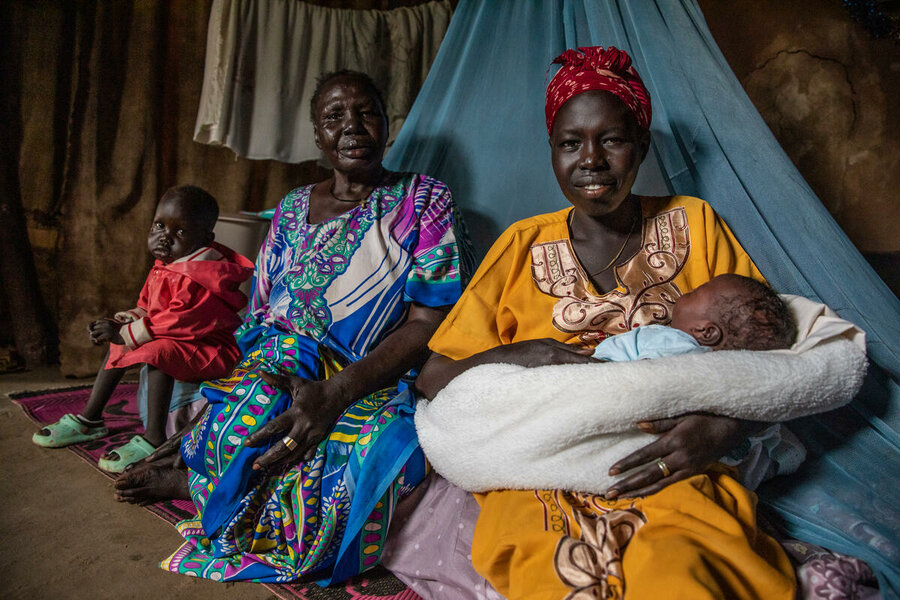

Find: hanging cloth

[194,0,452,163]
[383,1,900,597]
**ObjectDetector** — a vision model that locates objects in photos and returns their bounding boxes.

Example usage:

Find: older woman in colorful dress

[115,70,468,585]
[413,47,796,599]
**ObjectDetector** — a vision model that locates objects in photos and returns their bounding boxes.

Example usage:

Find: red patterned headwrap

[545,46,652,135]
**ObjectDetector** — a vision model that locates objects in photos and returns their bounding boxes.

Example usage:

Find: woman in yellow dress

[415,46,795,600]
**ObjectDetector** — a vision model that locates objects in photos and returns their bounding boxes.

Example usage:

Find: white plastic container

[214,212,269,263]
[213,212,270,296]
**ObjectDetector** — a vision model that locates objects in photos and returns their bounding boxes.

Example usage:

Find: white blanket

[415,295,868,495]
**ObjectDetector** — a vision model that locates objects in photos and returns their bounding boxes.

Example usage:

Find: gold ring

[282,436,298,451]
[656,458,671,477]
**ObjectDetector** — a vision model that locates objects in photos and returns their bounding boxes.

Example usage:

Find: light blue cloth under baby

[591,324,709,362]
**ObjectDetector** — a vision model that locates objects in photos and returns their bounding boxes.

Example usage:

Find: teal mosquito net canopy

[384,1,900,596]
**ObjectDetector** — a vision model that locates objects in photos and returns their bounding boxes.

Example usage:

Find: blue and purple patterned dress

[161,173,467,584]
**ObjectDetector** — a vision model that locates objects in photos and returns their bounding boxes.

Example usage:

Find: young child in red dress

[33,186,254,472]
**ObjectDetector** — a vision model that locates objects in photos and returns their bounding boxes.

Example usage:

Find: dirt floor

[0,367,275,600]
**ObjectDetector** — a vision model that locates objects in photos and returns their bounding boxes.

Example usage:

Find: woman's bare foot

[114,463,190,504]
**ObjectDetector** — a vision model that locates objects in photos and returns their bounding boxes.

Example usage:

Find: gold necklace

[569,209,640,276]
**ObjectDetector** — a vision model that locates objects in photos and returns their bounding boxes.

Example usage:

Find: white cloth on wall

[194,0,452,163]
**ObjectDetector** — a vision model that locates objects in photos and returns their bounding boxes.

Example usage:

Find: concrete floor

[0,367,275,600]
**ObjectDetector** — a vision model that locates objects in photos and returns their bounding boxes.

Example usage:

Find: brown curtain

[6,0,331,376]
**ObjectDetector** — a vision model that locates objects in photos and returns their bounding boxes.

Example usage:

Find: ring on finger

[282,435,298,451]
[655,457,671,477]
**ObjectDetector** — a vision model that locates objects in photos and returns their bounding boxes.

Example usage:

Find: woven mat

[12,385,421,600]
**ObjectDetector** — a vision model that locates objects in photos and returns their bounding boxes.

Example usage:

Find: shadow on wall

[863,252,900,297]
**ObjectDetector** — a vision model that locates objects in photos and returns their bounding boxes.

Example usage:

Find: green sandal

[98,435,156,473]
[32,413,109,448]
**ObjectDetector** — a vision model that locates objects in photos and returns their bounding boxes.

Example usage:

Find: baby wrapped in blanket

[590,274,795,360]
[415,275,867,494]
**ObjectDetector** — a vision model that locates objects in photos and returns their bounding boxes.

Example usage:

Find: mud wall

[699,0,900,255]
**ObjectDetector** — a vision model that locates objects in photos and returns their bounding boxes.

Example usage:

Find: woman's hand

[605,413,758,499]
[417,339,595,400]
[143,432,185,467]
[89,318,124,345]
[244,371,346,472]
[487,339,596,368]
[244,303,447,472]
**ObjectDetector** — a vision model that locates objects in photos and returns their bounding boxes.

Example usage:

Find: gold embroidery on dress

[535,489,574,535]
[553,508,647,600]
[531,207,690,342]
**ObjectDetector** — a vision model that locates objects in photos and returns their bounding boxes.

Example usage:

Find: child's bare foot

[114,464,190,504]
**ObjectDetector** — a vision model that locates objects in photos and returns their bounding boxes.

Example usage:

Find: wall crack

[748,48,859,133]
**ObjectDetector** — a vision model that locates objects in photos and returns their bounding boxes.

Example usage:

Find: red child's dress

[106,242,254,382]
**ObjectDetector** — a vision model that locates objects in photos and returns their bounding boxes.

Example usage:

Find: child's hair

[161,185,219,232]
[308,69,387,124]
[714,275,796,351]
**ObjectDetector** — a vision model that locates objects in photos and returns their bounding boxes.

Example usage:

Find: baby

[587,274,805,489]
[33,186,254,472]
[592,273,797,362]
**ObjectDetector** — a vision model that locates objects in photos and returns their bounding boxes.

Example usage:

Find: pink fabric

[545,46,652,135]
[382,474,503,600]
[781,539,881,600]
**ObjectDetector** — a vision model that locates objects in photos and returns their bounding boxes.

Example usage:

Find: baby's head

[148,185,218,263]
[670,274,796,351]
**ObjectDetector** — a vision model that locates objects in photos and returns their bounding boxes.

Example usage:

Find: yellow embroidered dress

[427,196,796,600]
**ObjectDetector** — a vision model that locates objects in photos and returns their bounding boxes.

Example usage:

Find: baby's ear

[692,321,723,347]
